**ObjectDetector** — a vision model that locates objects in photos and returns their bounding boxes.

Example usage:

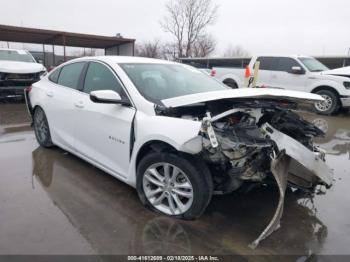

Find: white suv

[0,48,46,100]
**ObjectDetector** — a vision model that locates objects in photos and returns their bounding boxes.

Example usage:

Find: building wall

[105,42,134,56]
[31,42,135,68]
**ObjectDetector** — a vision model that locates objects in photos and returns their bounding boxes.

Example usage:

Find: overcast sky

[0,0,349,56]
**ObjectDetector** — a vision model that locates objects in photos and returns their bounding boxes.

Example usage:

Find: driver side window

[83,62,124,96]
[277,57,301,72]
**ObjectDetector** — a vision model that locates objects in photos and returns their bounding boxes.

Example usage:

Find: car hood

[0,60,45,74]
[161,88,323,108]
[321,66,350,77]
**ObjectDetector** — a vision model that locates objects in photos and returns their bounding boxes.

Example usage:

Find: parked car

[25,56,333,247]
[0,48,47,100]
[212,55,350,115]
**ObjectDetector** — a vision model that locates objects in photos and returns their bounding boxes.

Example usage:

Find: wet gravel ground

[0,102,350,256]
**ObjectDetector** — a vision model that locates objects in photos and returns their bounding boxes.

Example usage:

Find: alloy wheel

[315,94,333,112]
[34,109,49,143]
[142,162,194,216]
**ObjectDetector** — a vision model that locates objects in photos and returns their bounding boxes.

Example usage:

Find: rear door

[43,62,87,151]
[254,57,277,87]
[73,61,136,178]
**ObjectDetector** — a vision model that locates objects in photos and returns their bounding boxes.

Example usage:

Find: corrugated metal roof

[0,24,135,49]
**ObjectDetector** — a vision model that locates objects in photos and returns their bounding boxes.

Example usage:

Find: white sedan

[25,56,333,247]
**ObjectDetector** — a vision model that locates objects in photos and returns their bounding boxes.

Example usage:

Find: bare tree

[161,0,218,58]
[161,42,178,60]
[192,34,216,57]
[135,39,162,58]
[223,45,250,58]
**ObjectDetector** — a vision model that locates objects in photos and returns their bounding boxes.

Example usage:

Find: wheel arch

[222,78,238,88]
[311,85,340,97]
[135,140,177,170]
[129,136,207,188]
[32,104,42,113]
[219,74,241,87]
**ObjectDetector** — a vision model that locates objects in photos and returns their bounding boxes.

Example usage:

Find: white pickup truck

[213,55,350,114]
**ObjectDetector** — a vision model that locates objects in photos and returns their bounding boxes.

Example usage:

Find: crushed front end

[200,101,333,248]
[0,72,42,100]
[157,98,333,248]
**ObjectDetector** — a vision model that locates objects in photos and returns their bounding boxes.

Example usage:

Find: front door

[73,61,136,178]
[269,57,308,91]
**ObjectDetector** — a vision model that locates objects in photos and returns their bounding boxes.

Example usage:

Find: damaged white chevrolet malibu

[25,56,333,247]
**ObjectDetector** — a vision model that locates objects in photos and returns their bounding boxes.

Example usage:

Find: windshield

[119,63,228,104]
[299,57,329,72]
[0,50,36,63]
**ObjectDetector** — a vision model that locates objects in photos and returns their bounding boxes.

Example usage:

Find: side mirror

[290,66,305,75]
[90,90,131,106]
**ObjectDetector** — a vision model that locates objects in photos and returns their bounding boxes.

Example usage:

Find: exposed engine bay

[156,98,333,248]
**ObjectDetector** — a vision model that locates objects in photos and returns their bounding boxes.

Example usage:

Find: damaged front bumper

[0,86,27,99]
[262,123,333,187]
[249,123,333,249]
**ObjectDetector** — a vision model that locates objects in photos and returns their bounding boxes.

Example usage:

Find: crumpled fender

[261,123,333,187]
[128,113,202,187]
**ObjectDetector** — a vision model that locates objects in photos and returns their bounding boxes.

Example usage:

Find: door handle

[46,91,54,97]
[74,101,85,108]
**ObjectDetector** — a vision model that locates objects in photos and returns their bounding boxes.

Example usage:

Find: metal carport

[0,24,135,66]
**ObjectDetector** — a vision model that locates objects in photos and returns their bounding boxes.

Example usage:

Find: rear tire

[33,107,54,148]
[314,89,339,115]
[136,152,213,220]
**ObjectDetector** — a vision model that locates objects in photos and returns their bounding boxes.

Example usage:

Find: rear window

[256,57,278,71]
[57,62,85,89]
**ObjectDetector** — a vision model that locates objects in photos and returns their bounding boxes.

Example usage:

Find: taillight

[210,69,216,77]
[26,86,33,93]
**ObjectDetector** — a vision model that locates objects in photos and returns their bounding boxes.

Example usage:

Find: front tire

[314,89,339,115]
[33,107,54,148]
[137,152,213,220]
